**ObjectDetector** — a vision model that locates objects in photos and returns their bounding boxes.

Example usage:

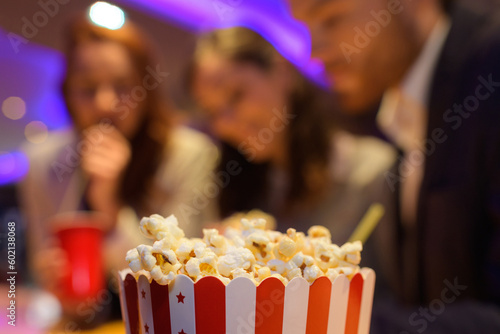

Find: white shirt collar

[400,17,452,107]
[377,17,451,150]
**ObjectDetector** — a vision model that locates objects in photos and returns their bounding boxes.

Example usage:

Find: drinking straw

[348,203,385,244]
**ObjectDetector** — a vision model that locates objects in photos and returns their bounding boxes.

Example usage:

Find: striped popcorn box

[118,268,375,334]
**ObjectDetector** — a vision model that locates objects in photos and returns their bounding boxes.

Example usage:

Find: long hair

[191,27,335,218]
[62,16,172,216]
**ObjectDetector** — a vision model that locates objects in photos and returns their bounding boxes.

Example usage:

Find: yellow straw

[348,203,385,244]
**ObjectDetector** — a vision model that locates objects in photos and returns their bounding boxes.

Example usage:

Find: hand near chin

[81,125,132,227]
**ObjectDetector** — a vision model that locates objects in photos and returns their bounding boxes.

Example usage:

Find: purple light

[0,28,70,184]
[0,29,69,130]
[115,0,326,83]
[0,0,325,166]
[0,28,71,132]
[0,151,30,185]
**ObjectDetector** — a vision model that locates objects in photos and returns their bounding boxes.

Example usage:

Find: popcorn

[273,228,304,260]
[127,214,364,286]
[185,258,202,280]
[193,241,214,258]
[224,227,245,248]
[255,266,271,282]
[231,268,256,282]
[285,252,315,281]
[220,210,277,232]
[267,259,286,275]
[326,266,359,280]
[217,247,255,278]
[136,243,182,285]
[307,225,331,240]
[150,267,176,285]
[287,268,302,280]
[126,248,142,273]
[303,265,323,283]
[270,273,289,285]
[288,252,315,269]
[313,242,340,272]
[302,226,331,255]
[267,230,282,243]
[139,214,185,245]
[185,252,218,281]
[137,245,156,271]
[203,229,228,256]
[176,239,197,265]
[153,237,177,254]
[341,241,363,265]
[241,217,267,231]
[245,231,273,262]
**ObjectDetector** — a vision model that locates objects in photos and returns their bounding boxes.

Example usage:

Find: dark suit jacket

[373,0,500,307]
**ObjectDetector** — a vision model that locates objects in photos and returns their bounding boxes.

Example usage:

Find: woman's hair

[62,16,172,216]
[191,27,335,219]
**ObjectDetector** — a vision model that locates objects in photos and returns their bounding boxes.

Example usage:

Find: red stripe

[194,276,226,334]
[255,277,285,334]
[124,274,140,334]
[345,274,364,334]
[150,280,172,334]
[305,276,331,334]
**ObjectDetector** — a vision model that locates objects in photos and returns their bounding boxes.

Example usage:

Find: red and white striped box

[118,268,375,334]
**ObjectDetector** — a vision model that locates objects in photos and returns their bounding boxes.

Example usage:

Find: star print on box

[137,276,155,334]
[168,275,196,334]
[178,330,186,334]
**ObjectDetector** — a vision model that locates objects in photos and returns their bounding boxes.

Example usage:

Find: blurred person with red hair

[19,14,217,326]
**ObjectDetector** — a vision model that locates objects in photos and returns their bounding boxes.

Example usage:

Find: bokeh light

[0,151,15,176]
[0,151,30,185]
[25,121,49,144]
[2,96,26,120]
[89,2,126,30]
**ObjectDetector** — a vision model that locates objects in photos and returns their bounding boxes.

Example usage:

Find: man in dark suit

[290,0,500,332]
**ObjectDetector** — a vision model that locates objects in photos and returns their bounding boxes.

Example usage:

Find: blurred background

[0,0,324,186]
[2,0,500,333]
[0,0,316,258]
[0,1,321,332]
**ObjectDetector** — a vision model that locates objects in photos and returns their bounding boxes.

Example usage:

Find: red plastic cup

[51,212,106,302]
